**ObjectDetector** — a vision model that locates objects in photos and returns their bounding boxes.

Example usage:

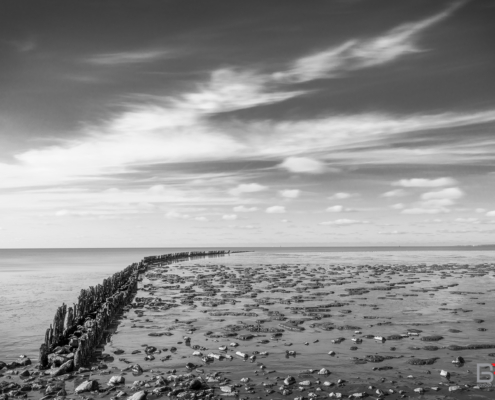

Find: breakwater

[38,250,229,373]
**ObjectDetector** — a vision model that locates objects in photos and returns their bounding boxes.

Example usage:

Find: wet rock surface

[1,253,495,400]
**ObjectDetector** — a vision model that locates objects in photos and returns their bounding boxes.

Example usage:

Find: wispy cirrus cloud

[85,49,172,65]
[274,1,466,82]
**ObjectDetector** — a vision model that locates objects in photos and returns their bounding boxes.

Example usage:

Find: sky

[1,0,494,248]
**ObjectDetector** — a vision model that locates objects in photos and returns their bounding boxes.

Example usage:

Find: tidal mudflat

[2,252,495,400]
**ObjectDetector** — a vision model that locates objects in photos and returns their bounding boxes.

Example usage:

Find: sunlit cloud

[233,205,258,212]
[328,192,357,200]
[279,157,326,174]
[279,189,300,198]
[222,214,238,220]
[319,219,369,225]
[165,210,191,219]
[325,205,354,213]
[421,187,464,200]
[266,206,286,214]
[402,207,450,215]
[393,177,457,187]
[85,49,172,65]
[382,189,407,197]
[455,217,479,223]
[229,183,268,196]
[273,1,466,83]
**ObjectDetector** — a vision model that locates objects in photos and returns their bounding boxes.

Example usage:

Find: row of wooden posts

[38,250,229,369]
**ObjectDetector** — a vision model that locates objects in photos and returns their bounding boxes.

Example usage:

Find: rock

[414,388,424,393]
[131,364,143,374]
[318,368,330,375]
[220,386,235,393]
[50,359,73,376]
[284,376,296,385]
[109,376,125,385]
[299,380,311,386]
[449,386,461,392]
[188,379,202,390]
[440,370,450,379]
[127,390,147,400]
[18,358,31,367]
[75,380,98,394]
[7,361,20,369]
[407,357,438,365]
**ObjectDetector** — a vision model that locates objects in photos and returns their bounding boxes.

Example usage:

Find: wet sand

[2,254,495,400]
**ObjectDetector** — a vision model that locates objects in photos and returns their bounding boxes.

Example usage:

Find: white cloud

[391,203,405,209]
[279,189,300,198]
[393,177,457,187]
[328,192,356,200]
[233,205,258,212]
[195,216,208,222]
[229,183,267,196]
[86,49,171,65]
[230,224,257,230]
[165,211,190,219]
[475,208,486,213]
[421,187,464,200]
[266,206,286,214]
[222,214,238,220]
[2,108,495,191]
[279,157,326,174]
[401,208,450,215]
[149,184,168,194]
[319,219,368,225]
[421,198,455,208]
[378,230,406,235]
[281,219,290,223]
[487,210,495,217]
[455,218,479,224]
[382,189,407,197]
[326,205,344,213]
[273,1,465,83]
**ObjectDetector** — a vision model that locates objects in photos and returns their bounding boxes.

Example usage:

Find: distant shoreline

[1,245,495,251]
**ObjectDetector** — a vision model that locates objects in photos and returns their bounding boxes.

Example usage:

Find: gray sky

[1,0,494,248]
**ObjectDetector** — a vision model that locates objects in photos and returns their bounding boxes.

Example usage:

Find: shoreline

[1,252,495,400]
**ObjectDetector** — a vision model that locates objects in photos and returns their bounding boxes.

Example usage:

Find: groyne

[38,250,230,373]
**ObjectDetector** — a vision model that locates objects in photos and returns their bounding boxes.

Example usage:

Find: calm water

[0,247,493,361]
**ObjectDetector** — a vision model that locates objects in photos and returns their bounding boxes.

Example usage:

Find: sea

[1,246,494,362]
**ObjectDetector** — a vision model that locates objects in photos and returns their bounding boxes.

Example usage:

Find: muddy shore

[1,253,495,400]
